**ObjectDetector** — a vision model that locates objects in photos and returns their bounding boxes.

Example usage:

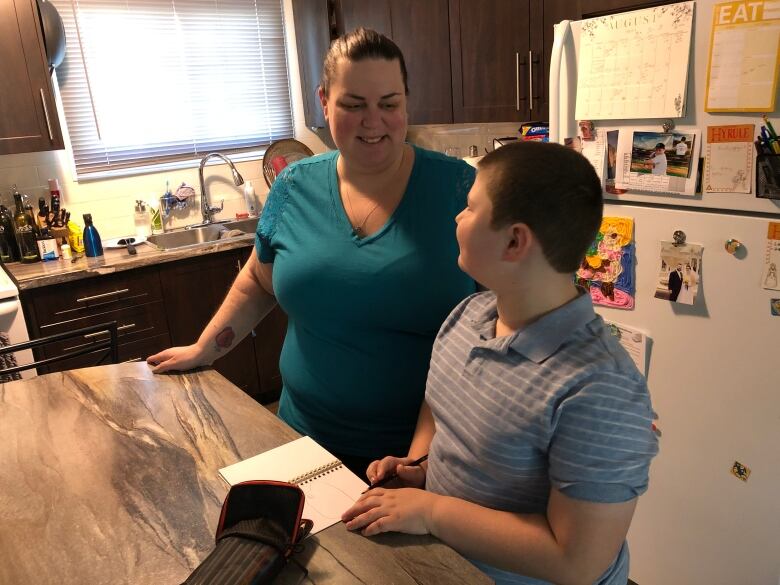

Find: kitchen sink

[145,217,258,250]
[222,217,259,234]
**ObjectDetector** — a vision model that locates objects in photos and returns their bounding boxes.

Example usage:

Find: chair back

[0,321,119,379]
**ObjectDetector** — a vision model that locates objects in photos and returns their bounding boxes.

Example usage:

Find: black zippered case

[183,480,313,584]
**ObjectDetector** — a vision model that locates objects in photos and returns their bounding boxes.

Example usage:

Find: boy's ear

[503,223,534,262]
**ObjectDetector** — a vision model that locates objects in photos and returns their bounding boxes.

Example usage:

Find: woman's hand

[366,455,427,489]
[342,488,439,536]
[147,344,211,373]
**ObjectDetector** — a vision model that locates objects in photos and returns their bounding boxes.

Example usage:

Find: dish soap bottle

[243,181,258,218]
[134,200,150,238]
[83,213,104,257]
[149,201,163,235]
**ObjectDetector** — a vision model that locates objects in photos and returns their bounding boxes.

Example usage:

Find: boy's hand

[342,488,438,536]
[366,455,426,489]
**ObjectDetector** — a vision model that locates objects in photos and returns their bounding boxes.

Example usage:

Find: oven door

[0,297,35,379]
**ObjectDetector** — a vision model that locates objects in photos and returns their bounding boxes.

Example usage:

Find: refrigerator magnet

[771,299,780,316]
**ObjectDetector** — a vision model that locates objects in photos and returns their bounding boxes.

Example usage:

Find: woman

[677,263,698,304]
[147,29,476,475]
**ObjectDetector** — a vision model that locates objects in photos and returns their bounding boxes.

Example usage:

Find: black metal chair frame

[0,321,119,377]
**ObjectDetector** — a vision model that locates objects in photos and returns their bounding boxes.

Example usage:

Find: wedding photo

[654,241,704,305]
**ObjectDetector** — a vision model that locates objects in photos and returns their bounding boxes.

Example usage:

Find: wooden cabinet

[339,0,453,124]
[0,0,64,155]
[293,0,453,126]
[292,0,547,125]
[450,0,541,123]
[22,266,171,373]
[20,247,287,405]
[159,249,260,398]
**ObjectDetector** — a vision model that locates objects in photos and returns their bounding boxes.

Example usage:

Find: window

[52,0,293,179]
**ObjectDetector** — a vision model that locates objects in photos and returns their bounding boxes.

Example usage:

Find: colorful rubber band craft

[575,216,636,310]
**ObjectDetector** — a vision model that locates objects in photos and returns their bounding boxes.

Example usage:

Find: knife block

[50,227,69,246]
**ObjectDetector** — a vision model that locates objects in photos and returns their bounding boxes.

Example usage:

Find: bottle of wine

[0,205,19,263]
[37,197,49,229]
[12,190,40,263]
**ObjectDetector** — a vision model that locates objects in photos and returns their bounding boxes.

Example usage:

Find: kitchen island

[0,363,491,584]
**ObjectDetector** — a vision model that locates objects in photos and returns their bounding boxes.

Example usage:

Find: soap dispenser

[134,200,150,238]
[83,213,104,257]
[243,181,258,218]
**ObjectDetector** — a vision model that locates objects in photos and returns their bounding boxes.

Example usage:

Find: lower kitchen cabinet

[20,247,286,405]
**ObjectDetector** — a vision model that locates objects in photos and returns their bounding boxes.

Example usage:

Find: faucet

[198,153,244,224]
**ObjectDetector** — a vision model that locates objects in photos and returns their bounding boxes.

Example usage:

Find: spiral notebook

[218,436,368,534]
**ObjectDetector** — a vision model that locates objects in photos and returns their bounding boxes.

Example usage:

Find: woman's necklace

[342,148,406,238]
[343,182,382,238]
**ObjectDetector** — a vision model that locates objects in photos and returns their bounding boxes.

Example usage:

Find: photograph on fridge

[605,130,626,194]
[654,241,703,304]
[630,131,696,178]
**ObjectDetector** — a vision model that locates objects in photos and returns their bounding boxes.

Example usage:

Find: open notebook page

[219,436,368,534]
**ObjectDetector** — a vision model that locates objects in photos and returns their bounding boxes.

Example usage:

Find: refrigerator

[548,3,779,585]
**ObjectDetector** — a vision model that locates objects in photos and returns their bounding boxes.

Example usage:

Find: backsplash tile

[0,150,270,239]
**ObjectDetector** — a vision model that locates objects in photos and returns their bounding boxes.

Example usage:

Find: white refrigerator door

[599,203,780,585]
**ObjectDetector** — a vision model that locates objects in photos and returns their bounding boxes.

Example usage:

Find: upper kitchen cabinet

[293,0,453,126]
[339,0,453,124]
[0,0,64,155]
[449,0,542,123]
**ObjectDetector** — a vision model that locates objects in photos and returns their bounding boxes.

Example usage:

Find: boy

[342,141,659,585]
[648,142,667,175]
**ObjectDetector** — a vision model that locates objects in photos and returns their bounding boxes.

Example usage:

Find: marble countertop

[4,235,255,291]
[0,363,490,584]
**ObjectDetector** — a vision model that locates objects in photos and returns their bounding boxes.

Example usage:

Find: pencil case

[755,153,780,199]
[182,480,313,585]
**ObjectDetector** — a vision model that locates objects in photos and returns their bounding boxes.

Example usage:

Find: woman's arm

[147,253,277,372]
[344,486,636,585]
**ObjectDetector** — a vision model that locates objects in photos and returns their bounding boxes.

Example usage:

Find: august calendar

[575,2,694,120]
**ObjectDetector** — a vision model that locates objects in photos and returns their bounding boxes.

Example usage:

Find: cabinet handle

[528,51,534,112]
[123,357,142,363]
[40,89,54,141]
[76,288,130,303]
[515,52,520,111]
[83,323,135,339]
[236,259,242,273]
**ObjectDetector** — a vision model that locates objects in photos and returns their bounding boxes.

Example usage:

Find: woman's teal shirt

[256,145,476,458]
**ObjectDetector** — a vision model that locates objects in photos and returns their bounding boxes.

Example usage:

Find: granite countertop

[0,363,490,584]
[4,234,255,291]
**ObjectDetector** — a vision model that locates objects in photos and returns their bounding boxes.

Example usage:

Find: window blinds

[52,0,293,178]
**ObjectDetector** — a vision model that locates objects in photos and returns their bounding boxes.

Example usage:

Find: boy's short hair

[477,141,603,273]
[655,142,666,149]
